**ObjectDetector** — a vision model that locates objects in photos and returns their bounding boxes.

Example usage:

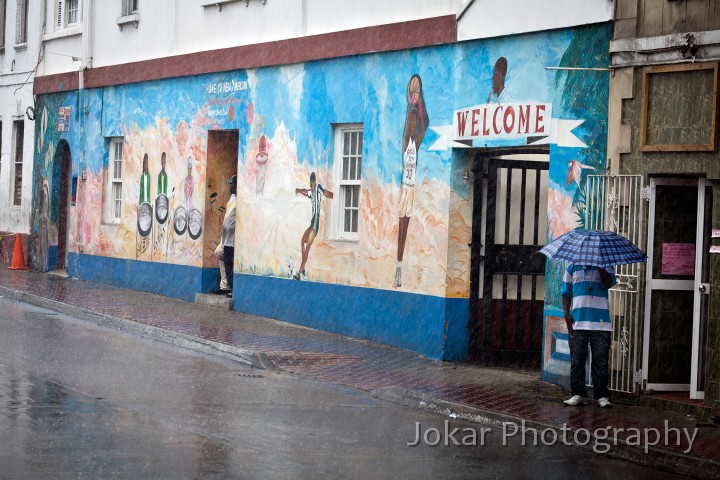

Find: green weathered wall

[620,65,720,408]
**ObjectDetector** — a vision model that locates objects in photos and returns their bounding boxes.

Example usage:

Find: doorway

[643,177,711,400]
[469,147,549,366]
[204,130,239,287]
[50,141,72,271]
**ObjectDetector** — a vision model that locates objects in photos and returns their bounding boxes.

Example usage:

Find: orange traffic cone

[8,233,27,270]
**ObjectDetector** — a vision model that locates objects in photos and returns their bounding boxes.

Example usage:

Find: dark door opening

[204,130,239,292]
[51,141,72,270]
[469,147,549,367]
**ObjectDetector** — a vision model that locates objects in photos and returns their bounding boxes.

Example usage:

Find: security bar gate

[585,175,646,393]
[469,149,549,366]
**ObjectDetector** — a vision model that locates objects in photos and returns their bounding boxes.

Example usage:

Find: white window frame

[66,0,78,26]
[0,0,7,51]
[117,0,139,29]
[11,119,24,206]
[330,124,363,242]
[55,0,81,31]
[104,138,124,224]
[121,0,138,16]
[14,0,28,45]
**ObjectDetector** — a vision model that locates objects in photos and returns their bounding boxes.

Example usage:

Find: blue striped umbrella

[539,229,647,267]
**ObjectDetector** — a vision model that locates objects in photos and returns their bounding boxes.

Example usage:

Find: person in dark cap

[221,175,237,298]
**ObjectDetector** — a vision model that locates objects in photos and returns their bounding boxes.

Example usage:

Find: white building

[0,0,41,244]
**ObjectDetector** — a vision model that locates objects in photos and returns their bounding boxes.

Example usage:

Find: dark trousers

[569,330,611,399]
[223,246,234,290]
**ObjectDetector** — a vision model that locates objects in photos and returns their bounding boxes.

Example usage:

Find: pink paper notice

[661,243,695,276]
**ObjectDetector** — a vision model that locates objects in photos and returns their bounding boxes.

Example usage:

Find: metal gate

[469,149,549,366]
[585,175,646,393]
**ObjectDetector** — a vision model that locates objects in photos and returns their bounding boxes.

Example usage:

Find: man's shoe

[563,395,587,406]
[226,292,233,298]
[597,397,612,408]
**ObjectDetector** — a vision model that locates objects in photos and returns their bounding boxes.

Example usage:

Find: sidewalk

[0,268,718,478]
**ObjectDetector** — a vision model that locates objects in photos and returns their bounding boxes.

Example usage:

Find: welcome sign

[429,101,586,151]
[454,102,551,141]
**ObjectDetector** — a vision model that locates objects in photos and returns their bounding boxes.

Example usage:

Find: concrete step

[47,269,68,278]
[195,293,231,309]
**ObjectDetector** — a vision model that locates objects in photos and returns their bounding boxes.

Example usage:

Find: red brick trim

[34,15,457,94]
[34,71,80,95]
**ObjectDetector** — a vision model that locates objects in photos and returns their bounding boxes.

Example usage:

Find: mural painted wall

[28,91,81,272]
[32,73,251,273]
[32,23,611,359]
[541,26,612,383]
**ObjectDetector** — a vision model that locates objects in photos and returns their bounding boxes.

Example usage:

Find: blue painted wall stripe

[443,297,469,361]
[65,253,472,360]
[68,253,219,302]
[232,273,466,360]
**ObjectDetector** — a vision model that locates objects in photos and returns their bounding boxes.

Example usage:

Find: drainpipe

[83,0,93,69]
[456,0,475,22]
[74,0,93,261]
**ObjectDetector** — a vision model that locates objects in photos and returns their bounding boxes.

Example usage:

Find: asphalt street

[0,297,686,479]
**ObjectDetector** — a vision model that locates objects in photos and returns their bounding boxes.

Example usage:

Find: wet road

[0,298,684,479]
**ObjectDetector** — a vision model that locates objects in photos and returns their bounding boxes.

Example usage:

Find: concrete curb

[0,286,277,371]
[371,386,720,480]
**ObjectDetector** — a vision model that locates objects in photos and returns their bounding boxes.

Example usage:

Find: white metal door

[585,175,646,393]
[642,177,709,400]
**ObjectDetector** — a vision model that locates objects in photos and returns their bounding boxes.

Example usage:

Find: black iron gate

[469,148,549,366]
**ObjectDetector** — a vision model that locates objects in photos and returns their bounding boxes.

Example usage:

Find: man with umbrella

[561,264,616,408]
[540,229,647,408]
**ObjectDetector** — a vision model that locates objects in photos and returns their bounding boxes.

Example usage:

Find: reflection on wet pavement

[0,363,231,478]
[0,284,695,479]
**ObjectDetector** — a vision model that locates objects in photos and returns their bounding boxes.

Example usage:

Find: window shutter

[14,0,22,43]
[0,0,6,48]
[57,0,64,28]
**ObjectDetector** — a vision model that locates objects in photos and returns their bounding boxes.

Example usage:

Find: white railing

[585,174,646,393]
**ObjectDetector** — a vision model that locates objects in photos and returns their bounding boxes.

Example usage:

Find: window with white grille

[0,0,7,50]
[15,0,27,44]
[331,124,363,241]
[56,0,81,29]
[12,120,24,206]
[122,0,138,16]
[66,0,78,25]
[104,138,124,223]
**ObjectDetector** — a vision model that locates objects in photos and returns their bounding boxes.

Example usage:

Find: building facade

[0,0,42,265]
[603,0,720,408]
[29,1,613,367]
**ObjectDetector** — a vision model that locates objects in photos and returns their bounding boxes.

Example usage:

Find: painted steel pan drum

[173,206,187,236]
[137,202,153,238]
[188,208,203,240]
[155,194,169,224]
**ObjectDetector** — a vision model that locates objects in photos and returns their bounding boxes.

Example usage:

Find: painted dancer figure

[255,135,269,196]
[393,73,429,288]
[184,156,194,209]
[294,172,332,280]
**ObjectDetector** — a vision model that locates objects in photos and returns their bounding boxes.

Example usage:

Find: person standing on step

[221,175,237,298]
[561,264,616,408]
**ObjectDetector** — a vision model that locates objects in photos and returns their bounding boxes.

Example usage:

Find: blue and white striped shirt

[561,265,616,331]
